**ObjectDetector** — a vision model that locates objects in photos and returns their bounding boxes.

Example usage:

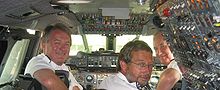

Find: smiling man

[153,31,183,90]
[98,40,153,90]
[25,23,82,90]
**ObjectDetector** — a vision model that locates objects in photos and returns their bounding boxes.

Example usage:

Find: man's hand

[73,86,80,90]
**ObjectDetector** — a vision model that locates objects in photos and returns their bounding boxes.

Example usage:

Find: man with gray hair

[153,31,186,90]
[25,23,83,90]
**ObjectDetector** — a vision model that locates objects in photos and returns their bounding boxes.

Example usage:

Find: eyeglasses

[130,61,153,69]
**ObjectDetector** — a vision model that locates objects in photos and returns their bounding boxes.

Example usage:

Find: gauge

[86,75,94,82]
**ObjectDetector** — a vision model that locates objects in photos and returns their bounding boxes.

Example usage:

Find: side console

[155,0,220,89]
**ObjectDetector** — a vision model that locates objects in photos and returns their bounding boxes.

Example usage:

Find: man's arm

[156,68,181,90]
[33,69,68,90]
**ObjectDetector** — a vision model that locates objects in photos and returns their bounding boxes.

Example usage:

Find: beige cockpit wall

[0,0,80,34]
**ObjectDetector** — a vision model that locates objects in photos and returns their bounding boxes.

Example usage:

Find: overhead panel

[68,0,151,35]
[76,13,149,35]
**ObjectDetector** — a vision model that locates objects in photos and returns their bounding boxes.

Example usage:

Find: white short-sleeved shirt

[98,72,139,90]
[24,53,83,90]
[167,60,182,79]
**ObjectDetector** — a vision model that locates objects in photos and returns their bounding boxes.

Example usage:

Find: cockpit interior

[1,0,220,90]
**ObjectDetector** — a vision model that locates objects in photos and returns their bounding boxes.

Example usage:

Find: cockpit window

[70,35,106,55]
[139,35,155,56]
[70,35,85,55]
[115,35,136,52]
[0,39,29,84]
[86,35,106,52]
[70,34,155,56]
[116,35,155,56]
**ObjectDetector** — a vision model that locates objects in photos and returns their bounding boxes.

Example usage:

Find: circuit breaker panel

[156,0,220,89]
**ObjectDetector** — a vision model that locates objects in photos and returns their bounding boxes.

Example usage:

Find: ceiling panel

[68,0,151,14]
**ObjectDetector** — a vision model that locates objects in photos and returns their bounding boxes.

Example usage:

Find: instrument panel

[67,51,118,89]
[67,51,118,68]
[156,0,220,89]
[67,51,164,89]
[73,72,114,90]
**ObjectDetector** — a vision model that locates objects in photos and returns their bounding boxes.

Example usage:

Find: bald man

[153,31,183,90]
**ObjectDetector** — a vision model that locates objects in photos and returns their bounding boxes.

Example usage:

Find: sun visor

[100,8,130,19]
